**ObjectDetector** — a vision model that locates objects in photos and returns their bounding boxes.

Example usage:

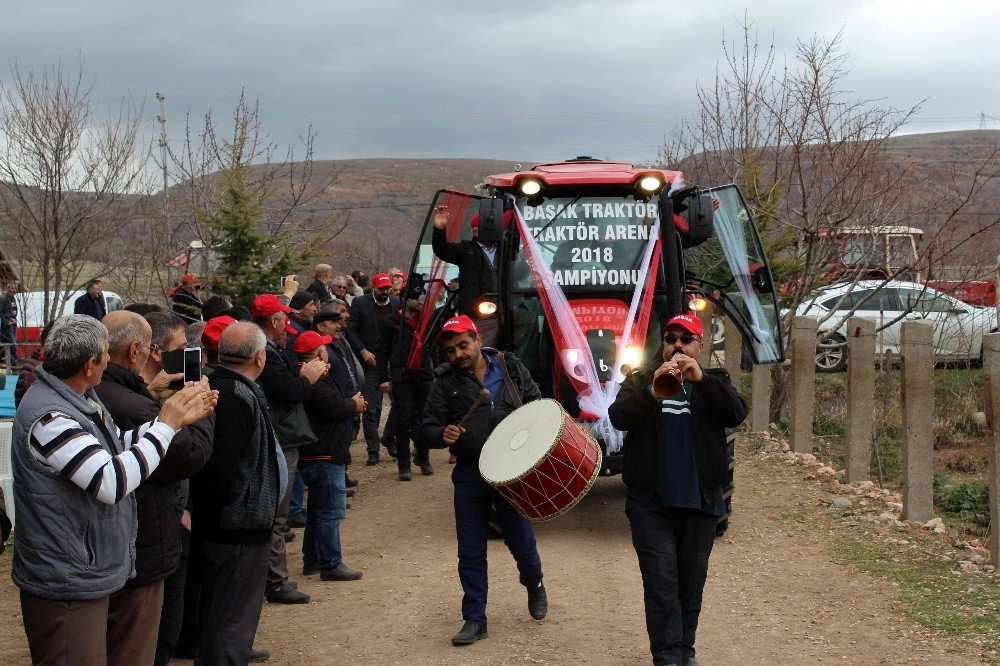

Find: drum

[479,399,603,521]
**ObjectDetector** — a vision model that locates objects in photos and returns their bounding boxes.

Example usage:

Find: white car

[792,280,998,372]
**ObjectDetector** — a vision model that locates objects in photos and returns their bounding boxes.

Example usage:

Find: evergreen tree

[197,140,313,306]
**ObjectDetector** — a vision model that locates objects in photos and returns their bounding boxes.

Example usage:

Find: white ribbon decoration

[510,197,662,454]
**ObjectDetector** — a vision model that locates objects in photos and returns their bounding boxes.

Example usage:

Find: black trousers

[196,540,269,666]
[391,377,431,471]
[154,524,189,666]
[626,503,717,666]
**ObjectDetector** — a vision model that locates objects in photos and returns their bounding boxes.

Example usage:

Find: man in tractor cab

[431,206,503,348]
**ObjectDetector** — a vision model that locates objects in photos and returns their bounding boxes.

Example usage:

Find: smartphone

[280,276,287,290]
[184,347,202,383]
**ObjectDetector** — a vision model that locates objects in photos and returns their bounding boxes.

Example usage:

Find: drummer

[420,315,548,647]
[608,313,749,666]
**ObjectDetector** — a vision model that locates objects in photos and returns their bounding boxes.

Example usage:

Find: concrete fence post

[724,319,743,380]
[984,334,1000,565]
[845,317,876,483]
[751,364,772,433]
[900,321,934,522]
[698,306,714,364]
[789,316,818,454]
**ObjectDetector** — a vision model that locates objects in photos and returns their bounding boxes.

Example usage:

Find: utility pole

[156,92,172,287]
[156,92,168,204]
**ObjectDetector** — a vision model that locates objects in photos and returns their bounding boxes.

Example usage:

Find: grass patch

[827,509,1000,661]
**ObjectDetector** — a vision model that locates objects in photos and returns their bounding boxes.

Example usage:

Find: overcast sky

[3,0,999,167]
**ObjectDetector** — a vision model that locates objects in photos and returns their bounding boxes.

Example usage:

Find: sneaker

[399,469,413,481]
[320,562,363,581]
[265,582,310,604]
[682,657,702,666]
[287,511,306,528]
[527,583,548,620]
[451,620,488,646]
[366,452,379,466]
[418,461,434,476]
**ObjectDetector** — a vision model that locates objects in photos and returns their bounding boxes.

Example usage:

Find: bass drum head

[479,399,565,484]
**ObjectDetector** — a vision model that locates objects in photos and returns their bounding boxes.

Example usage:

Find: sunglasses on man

[662,332,700,345]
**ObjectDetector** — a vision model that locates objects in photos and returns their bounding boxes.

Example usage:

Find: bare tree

[0,58,152,319]
[664,20,1000,418]
[164,92,349,288]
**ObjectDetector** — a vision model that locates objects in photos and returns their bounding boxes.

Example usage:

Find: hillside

[3,131,998,287]
[265,132,1000,272]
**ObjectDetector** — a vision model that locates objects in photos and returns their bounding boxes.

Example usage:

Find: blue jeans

[298,461,347,570]
[289,471,305,516]
[626,503,717,666]
[452,462,543,627]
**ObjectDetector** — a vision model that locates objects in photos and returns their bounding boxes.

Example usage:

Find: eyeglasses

[662,333,700,345]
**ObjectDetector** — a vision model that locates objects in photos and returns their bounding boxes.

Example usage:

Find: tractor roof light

[637,174,663,194]
[518,179,542,196]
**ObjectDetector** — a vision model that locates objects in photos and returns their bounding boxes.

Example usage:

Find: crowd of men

[9,256,746,666]
[8,264,434,664]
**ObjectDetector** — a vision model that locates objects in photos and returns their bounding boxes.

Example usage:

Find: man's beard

[374,293,389,305]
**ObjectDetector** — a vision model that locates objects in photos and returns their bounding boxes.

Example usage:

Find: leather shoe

[287,511,306,528]
[366,453,379,466]
[321,562,363,581]
[302,563,321,576]
[266,582,310,604]
[419,461,434,476]
[249,647,271,662]
[451,620,487,646]
[282,529,295,543]
[528,583,548,620]
[399,469,412,481]
[385,442,398,458]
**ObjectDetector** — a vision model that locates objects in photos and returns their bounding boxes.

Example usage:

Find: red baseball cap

[181,273,199,285]
[664,313,704,337]
[437,315,479,340]
[372,272,392,289]
[201,315,236,352]
[250,294,292,318]
[293,330,333,354]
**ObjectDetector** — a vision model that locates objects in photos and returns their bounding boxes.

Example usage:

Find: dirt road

[0,439,983,665]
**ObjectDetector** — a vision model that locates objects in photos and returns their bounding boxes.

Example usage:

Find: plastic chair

[0,420,14,528]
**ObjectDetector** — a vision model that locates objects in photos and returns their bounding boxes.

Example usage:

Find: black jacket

[73,293,106,320]
[344,292,400,359]
[421,349,540,464]
[375,309,432,384]
[306,279,334,303]
[608,364,748,507]
[258,341,315,449]
[431,227,499,318]
[93,363,215,587]
[299,368,355,464]
[192,365,280,545]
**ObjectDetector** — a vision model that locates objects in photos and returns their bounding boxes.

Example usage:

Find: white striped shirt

[28,409,176,505]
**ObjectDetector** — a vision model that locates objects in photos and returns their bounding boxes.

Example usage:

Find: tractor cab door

[402,189,486,368]
[683,184,785,364]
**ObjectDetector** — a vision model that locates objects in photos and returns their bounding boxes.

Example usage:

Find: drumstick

[456,388,491,429]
